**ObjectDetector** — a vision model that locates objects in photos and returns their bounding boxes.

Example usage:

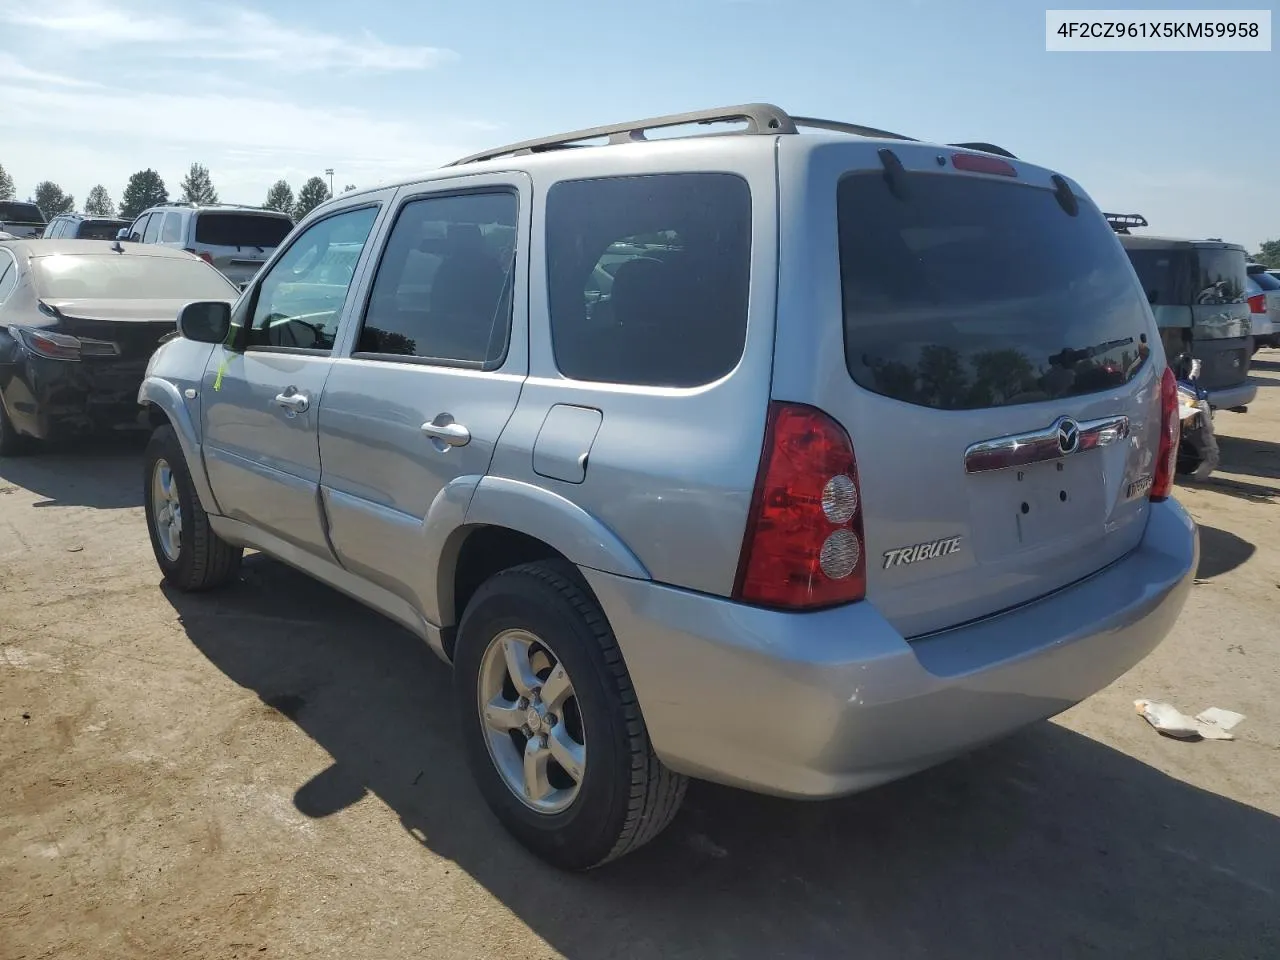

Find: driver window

[246,205,378,352]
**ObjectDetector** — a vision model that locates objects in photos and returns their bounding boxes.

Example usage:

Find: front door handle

[421,417,471,447]
[274,388,310,416]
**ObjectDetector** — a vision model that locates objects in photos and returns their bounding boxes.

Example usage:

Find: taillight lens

[734,402,867,609]
[1248,293,1266,314]
[12,325,83,361]
[1150,366,1179,502]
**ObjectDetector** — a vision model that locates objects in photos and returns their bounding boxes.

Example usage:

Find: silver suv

[122,202,294,287]
[137,104,1198,870]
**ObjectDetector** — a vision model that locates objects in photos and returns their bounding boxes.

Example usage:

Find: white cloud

[0,73,488,206]
[0,52,100,87]
[0,0,454,73]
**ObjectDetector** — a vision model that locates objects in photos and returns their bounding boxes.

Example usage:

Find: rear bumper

[1204,380,1257,410]
[583,498,1197,799]
[3,356,150,439]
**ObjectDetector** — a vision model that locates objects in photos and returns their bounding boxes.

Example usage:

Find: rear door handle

[274,389,310,416]
[420,418,471,447]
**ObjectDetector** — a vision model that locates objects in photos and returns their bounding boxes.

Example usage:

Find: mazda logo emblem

[1057,417,1080,455]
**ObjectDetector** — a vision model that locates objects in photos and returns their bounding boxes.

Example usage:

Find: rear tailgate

[774,140,1163,638]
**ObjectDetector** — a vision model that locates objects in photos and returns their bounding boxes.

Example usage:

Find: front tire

[143,425,242,591]
[454,561,686,870]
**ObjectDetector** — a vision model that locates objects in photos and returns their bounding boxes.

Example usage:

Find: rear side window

[838,173,1151,411]
[1124,248,1191,306]
[0,258,16,301]
[357,191,517,366]
[160,213,183,242]
[546,173,751,388]
[1192,248,1246,305]
[195,212,292,248]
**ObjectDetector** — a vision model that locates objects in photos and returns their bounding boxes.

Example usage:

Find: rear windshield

[194,212,293,248]
[34,254,239,300]
[0,202,45,224]
[76,220,129,240]
[1191,248,1247,305]
[837,173,1151,411]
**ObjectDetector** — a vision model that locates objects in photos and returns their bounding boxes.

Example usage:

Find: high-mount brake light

[951,152,1017,177]
[734,402,867,609]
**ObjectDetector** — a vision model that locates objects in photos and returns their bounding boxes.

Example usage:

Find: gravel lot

[3,356,1279,960]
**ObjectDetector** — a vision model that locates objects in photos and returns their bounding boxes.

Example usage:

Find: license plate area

[968,454,1106,556]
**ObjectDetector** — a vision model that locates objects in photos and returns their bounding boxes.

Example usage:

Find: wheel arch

[137,376,220,512]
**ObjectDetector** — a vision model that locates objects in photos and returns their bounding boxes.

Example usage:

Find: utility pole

[325,168,334,196]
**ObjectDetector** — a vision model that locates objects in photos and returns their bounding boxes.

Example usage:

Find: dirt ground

[3,358,1279,960]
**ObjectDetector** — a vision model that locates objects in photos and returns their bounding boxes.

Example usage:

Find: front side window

[246,205,378,352]
[546,173,752,388]
[128,215,150,242]
[357,191,517,366]
[142,214,164,244]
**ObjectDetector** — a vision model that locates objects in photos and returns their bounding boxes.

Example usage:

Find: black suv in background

[0,202,47,240]
[42,214,132,240]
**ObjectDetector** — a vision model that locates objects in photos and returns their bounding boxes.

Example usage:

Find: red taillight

[1150,366,1179,502]
[734,402,866,609]
[951,152,1017,177]
[1248,293,1266,314]
[185,247,213,264]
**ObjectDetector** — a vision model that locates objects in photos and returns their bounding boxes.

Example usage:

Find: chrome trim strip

[964,415,1129,474]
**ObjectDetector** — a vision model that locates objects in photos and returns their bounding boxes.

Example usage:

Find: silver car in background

[122,202,294,287]
[135,103,1198,871]
[1246,264,1279,351]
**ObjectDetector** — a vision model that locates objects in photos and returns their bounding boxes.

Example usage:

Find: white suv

[122,202,294,286]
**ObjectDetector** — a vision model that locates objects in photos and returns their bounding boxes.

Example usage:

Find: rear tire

[143,424,242,591]
[454,560,686,870]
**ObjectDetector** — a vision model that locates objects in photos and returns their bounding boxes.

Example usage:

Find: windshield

[838,172,1151,410]
[34,254,239,299]
[0,202,45,224]
[194,212,293,248]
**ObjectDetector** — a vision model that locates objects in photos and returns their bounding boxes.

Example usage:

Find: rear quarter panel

[486,140,780,596]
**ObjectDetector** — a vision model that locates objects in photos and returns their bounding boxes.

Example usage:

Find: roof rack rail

[448,103,798,166]
[1103,213,1148,234]
[447,102,1016,168]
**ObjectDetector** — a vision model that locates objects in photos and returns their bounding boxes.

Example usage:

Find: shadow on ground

[164,556,1280,960]
[1195,524,1257,580]
[1215,434,1280,482]
[0,435,147,509]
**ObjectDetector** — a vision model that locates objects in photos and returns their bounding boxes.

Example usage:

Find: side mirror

[177,301,232,344]
[116,228,131,242]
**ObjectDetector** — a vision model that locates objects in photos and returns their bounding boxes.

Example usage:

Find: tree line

[0,161,357,224]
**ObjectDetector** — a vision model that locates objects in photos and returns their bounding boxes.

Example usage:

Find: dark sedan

[0,239,239,454]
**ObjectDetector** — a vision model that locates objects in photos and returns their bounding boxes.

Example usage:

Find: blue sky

[0,0,1274,250]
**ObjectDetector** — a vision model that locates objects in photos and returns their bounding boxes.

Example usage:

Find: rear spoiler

[1104,213,1148,234]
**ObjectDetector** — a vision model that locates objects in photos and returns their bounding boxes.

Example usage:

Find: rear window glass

[838,173,1151,411]
[546,173,751,388]
[1247,270,1280,291]
[76,220,129,240]
[195,212,293,248]
[1192,248,1246,305]
[0,202,45,224]
[34,254,238,300]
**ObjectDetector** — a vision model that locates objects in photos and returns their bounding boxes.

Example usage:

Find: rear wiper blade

[1049,337,1135,367]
